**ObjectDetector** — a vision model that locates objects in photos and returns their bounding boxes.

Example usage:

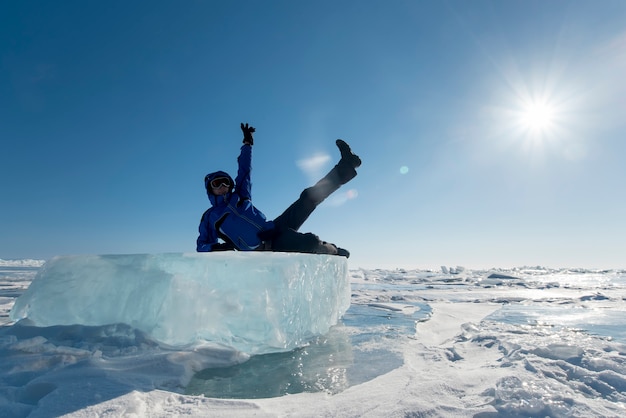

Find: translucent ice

[10,252,350,354]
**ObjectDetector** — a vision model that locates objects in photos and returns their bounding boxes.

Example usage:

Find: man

[197,123,361,257]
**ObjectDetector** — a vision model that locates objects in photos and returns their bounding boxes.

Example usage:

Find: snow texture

[9,252,350,354]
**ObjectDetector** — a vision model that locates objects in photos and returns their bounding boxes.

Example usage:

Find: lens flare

[345,189,358,199]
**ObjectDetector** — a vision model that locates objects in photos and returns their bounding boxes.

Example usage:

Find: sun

[519,100,557,134]
[521,101,555,131]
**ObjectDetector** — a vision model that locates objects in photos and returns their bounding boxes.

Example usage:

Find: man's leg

[270,229,349,257]
[273,140,361,232]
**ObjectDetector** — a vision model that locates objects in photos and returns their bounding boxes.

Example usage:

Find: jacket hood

[204,171,234,206]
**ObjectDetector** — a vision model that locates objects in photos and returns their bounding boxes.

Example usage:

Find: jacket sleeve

[234,144,252,201]
[196,210,218,252]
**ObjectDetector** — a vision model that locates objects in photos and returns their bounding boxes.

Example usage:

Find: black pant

[268,161,357,255]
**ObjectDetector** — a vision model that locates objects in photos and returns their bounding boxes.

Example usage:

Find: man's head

[209,176,232,196]
[204,171,234,196]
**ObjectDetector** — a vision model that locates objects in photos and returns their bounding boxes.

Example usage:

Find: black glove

[241,123,255,145]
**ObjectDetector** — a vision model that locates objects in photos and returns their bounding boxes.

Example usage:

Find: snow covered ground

[2,259,626,417]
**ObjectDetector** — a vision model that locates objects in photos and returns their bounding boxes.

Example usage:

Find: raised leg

[273,139,360,232]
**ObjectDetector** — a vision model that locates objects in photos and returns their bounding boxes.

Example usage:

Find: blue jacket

[197,144,274,252]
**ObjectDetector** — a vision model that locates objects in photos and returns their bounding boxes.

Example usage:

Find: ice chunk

[10,252,350,354]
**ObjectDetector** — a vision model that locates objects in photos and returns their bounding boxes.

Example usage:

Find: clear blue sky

[2,1,625,269]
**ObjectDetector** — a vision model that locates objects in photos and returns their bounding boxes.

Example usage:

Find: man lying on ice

[197,122,361,257]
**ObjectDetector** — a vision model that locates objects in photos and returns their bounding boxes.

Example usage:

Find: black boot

[320,241,350,258]
[336,139,361,169]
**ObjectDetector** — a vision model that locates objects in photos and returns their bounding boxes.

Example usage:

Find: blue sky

[2,1,625,269]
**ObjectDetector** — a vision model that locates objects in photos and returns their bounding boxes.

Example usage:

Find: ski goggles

[208,177,232,189]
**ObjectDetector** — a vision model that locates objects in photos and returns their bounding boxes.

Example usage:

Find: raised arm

[234,123,255,200]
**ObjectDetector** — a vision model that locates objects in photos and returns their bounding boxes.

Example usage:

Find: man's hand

[241,123,255,145]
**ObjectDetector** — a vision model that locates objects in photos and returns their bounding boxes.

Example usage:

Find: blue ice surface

[483,270,626,344]
[4,260,430,399]
[0,266,36,305]
[186,302,430,398]
[351,282,429,292]
[486,305,626,344]
[10,253,351,354]
[186,293,432,398]
[343,302,431,343]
